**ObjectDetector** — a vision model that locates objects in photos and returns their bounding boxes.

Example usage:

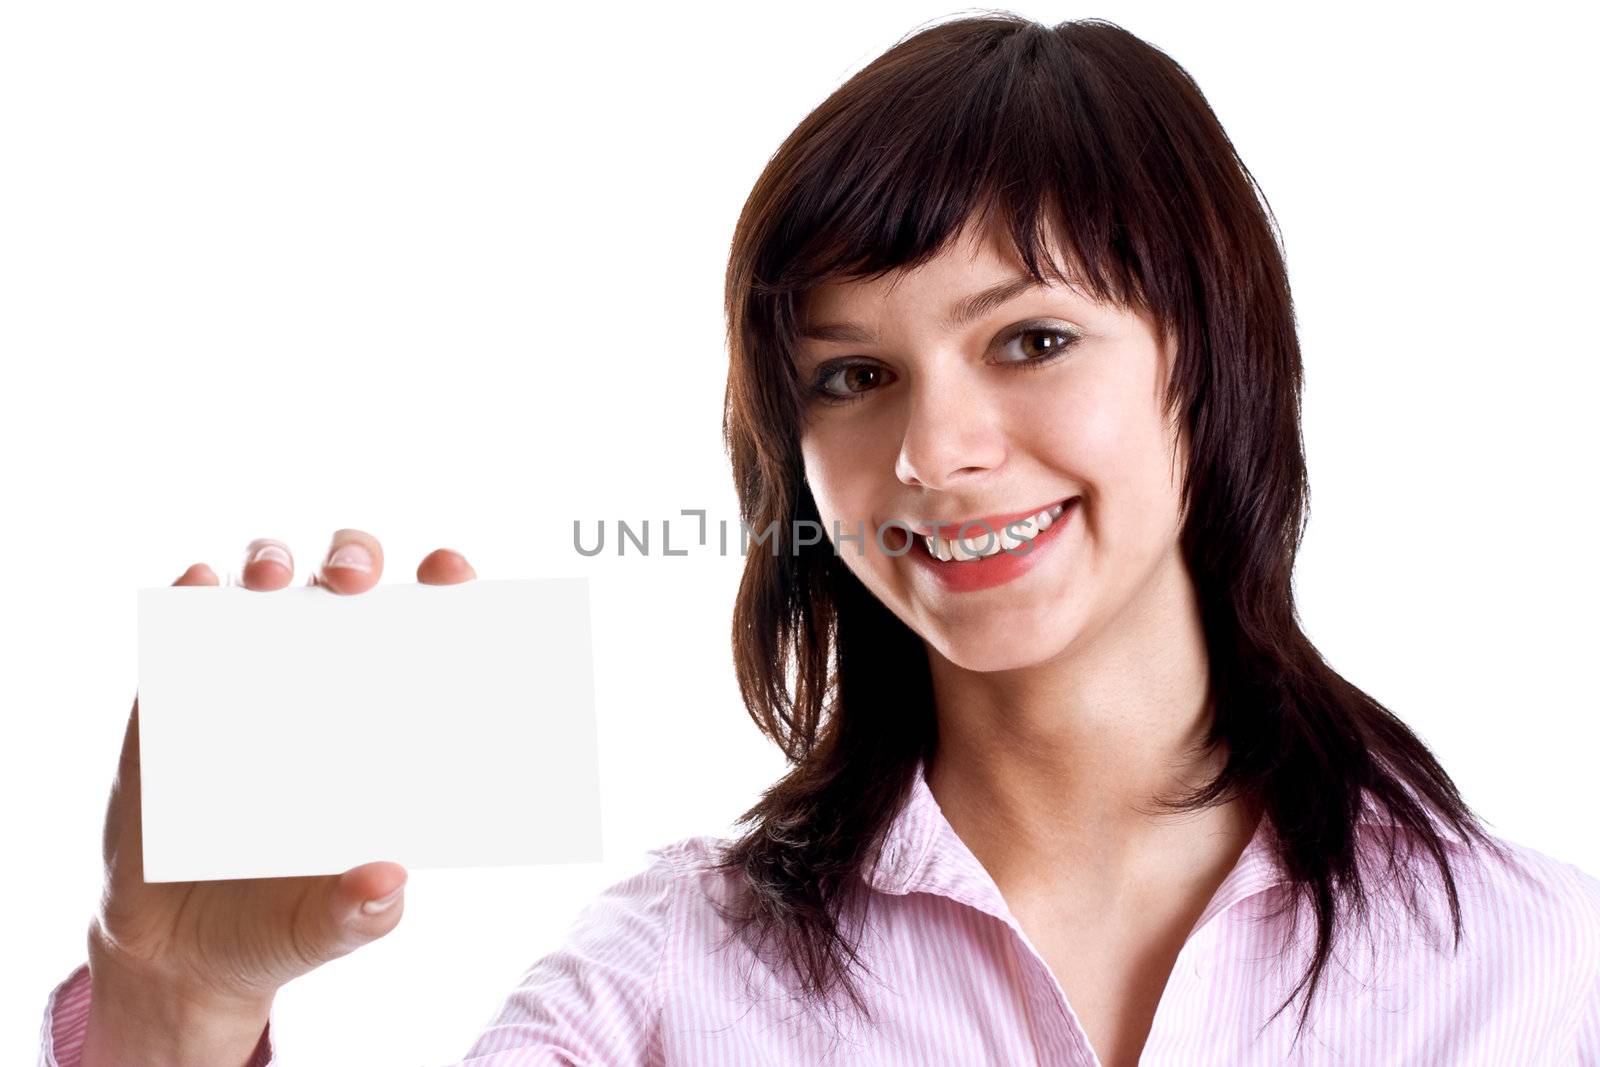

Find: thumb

[297,862,409,964]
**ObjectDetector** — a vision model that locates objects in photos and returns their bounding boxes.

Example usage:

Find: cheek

[1012,371,1143,482]
[1013,369,1181,539]
[800,429,883,526]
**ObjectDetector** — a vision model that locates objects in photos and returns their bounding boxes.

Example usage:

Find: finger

[418,548,476,585]
[240,538,294,591]
[175,562,220,587]
[310,528,384,595]
[295,862,410,964]
[104,693,146,896]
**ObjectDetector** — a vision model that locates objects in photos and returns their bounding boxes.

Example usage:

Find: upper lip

[902,497,1074,540]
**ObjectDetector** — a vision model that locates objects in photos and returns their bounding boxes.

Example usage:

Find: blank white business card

[136,577,602,882]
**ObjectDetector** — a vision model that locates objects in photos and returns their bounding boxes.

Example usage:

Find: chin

[924,623,1077,674]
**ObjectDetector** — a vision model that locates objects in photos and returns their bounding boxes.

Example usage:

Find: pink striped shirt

[39,761,1600,1065]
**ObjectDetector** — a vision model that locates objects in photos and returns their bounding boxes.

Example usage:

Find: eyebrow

[798,274,1048,344]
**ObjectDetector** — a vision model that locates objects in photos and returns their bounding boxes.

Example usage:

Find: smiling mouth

[911,497,1075,562]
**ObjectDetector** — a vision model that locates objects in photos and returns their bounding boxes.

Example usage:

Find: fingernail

[246,539,292,568]
[325,541,373,573]
[361,886,404,915]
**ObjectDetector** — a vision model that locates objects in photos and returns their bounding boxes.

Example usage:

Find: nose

[893,371,1006,490]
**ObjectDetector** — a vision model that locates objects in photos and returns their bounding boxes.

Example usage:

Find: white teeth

[921,501,1071,563]
[957,532,997,560]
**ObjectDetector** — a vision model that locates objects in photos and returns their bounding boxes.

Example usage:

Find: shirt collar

[862,757,1291,930]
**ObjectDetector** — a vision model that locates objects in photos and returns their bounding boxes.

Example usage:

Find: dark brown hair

[711,11,1509,1046]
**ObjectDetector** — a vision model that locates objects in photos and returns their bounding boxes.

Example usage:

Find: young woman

[39,15,1600,1067]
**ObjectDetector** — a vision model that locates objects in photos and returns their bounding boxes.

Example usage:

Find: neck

[924,546,1257,902]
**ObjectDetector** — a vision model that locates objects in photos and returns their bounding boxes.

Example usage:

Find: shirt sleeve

[1578,971,1600,1067]
[38,962,275,1067]
[450,847,682,1066]
[1570,861,1600,1066]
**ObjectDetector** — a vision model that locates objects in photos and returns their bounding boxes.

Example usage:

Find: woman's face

[795,219,1193,673]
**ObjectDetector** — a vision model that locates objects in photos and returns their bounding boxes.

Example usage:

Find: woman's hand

[81,529,476,1067]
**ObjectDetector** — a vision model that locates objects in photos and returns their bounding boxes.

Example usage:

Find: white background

[2,2,1595,1063]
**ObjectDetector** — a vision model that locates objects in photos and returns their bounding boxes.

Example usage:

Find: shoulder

[563,832,741,914]
[1441,829,1600,944]
[1469,835,1600,1056]
[1328,814,1600,1055]
[458,834,740,1063]
[567,832,742,950]
[1412,826,1600,1039]
[647,831,737,878]
[1354,803,1600,949]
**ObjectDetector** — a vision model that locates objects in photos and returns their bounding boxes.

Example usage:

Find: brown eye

[995,324,1083,366]
[813,362,895,402]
